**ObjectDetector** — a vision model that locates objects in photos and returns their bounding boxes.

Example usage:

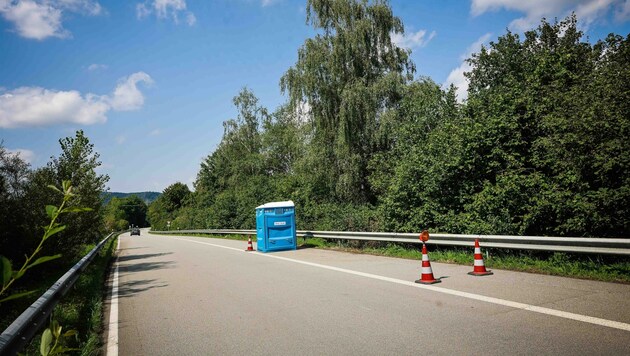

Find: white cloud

[6,148,35,164]
[136,0,196,26]
[57,0,102,15]
[87,63,108,71]
[615,0,630,20]
[0,71,153,129]
[471,0,627,31]
[262,0,279,6]
[443,33,493,102]
[136,3,150,19]
[110,72,153,111]
[0,0,103,40]
[148,129,161,136]
[0,87,109,128]
[185,11,195,25]
[392,29,436,51]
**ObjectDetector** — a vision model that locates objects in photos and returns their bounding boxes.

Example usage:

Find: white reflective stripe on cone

[475,247,481,254]
[422,267,433,274]
[474,259,485,266]
[422,254,429,261]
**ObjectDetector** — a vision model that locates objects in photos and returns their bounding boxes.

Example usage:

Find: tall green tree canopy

[460,15,630,236]
[281,0,415,203]
[46,130,109,253]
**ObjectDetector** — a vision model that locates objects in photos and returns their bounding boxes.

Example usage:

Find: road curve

[105,231,630,355]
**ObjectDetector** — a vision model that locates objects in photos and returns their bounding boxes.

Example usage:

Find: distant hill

[102,191,161,205]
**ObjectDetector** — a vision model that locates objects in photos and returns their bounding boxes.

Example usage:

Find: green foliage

[147,182,192,230]
[103,195,148,230]
[155,11,628,242]
[39,319,79,356]
[460,15,630,236]
[161,182,191,213]
[281,0,414,203]
[0,181,91,303]
[46,131,109,252]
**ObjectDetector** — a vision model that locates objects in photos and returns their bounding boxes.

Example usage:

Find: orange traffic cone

[415,243,441,284]
[468,239,493,276]
[245,236,254,252]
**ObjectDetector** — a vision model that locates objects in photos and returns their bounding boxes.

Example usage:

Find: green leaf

[62,330,78,338]
[45,205,58,219]
[53,321,62,339]
[43,225,66,240]
[62,180,71,193]
[12,269,25,280]
[40,328,52,356]
[63,207,93,213]
[47,185,62,194]
[1,256,11,286]
[0,290,37,303]
[26,255,62,270]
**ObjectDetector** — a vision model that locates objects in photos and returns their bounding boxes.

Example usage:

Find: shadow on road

[119,260,175,274]
[113,250,176,298]
[117,279,168,298]
[117,246,149,251]
[118,252,173,262]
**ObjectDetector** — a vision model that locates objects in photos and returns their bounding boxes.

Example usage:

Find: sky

[1,0,629,193]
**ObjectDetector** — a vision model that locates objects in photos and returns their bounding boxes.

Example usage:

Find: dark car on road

[131,228,141,236]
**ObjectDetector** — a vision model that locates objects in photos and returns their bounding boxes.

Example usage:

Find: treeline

[0,131,108,268]
[103,195,149,231]
[149,2,629,238]
[102,191,161,205]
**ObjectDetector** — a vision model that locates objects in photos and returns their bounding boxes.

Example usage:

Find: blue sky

[1,0,629,192]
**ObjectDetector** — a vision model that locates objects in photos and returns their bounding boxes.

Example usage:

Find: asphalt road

[105,230,630,355]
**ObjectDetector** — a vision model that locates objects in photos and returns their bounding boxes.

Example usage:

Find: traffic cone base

[415,277,441,284]
[468,239,492,276]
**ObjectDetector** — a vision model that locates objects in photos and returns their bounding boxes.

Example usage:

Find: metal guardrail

[153,229,630,256]
[0,232,118,355]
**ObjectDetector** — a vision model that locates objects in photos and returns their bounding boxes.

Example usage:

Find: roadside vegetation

[148,1,630,243]
[0,133,118,354]
[10,236,118,356]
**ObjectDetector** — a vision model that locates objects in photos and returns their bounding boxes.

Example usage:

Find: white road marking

[106,236,121,356]
[173,236,630,332]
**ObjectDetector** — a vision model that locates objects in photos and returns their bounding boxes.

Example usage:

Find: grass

[1,234,119,355]
[154,232,630,284]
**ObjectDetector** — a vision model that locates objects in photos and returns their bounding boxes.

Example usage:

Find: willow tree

[281,0,414,203]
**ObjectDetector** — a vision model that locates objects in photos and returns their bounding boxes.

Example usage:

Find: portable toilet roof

[255,201,295,209]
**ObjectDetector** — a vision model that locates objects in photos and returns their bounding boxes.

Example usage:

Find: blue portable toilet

[255,201,296,252]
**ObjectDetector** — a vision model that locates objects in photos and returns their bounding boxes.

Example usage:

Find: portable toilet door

[255,201,296,252]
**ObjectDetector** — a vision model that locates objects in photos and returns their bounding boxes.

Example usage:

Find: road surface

[104,230,630,355]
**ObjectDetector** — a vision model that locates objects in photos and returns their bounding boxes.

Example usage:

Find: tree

[370,79,463,232]
[44,130,109,255]
[161,182,191,213]
[120,195,148,227]
[0,144,33,263]
[461,15,630,236]
[104,196,148,231]
[281,0,415,203]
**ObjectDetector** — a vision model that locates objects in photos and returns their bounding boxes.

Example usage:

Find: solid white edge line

[106,236,121,356]
[172,236,630,332]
